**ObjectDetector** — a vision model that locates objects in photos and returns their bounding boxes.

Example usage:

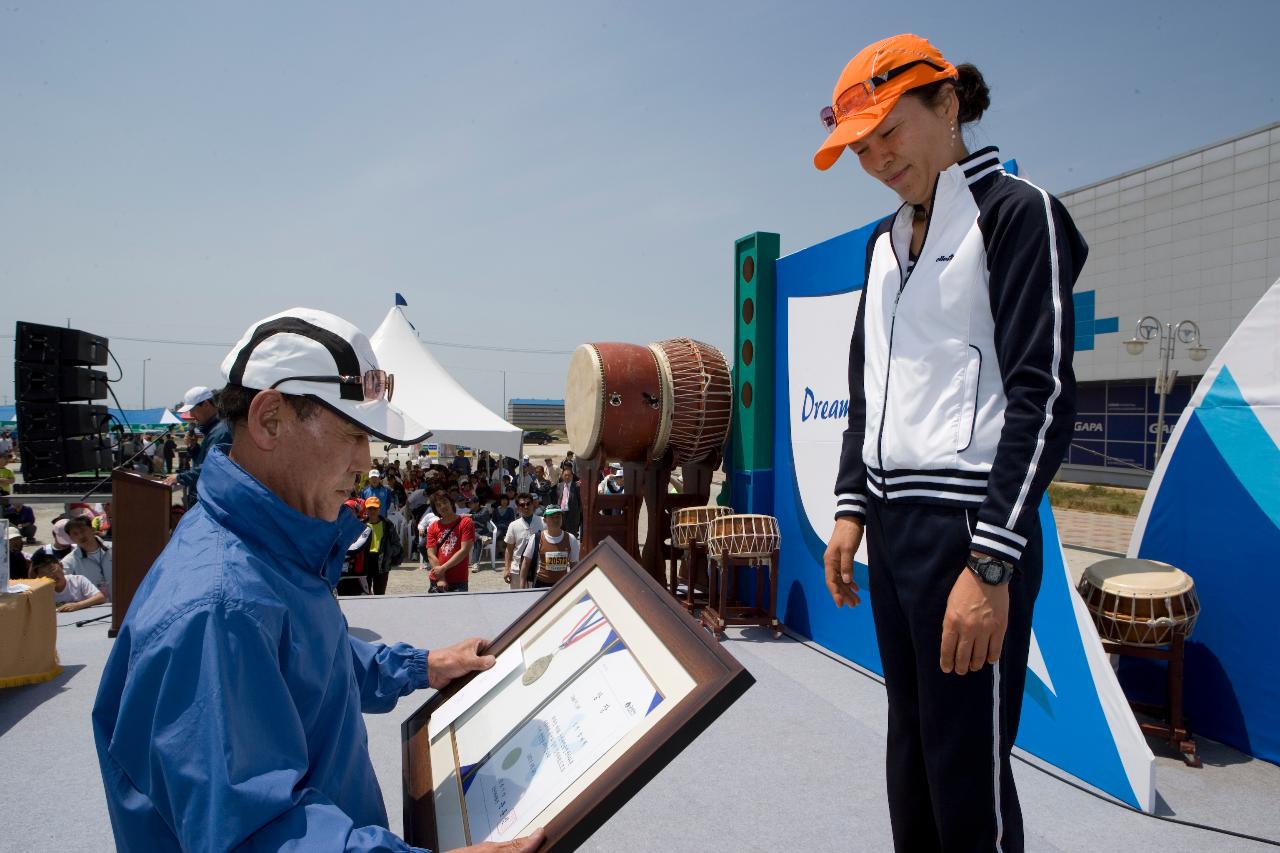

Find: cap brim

[178,393,213,413]
[312,395,432,445]
[813,97,898,171]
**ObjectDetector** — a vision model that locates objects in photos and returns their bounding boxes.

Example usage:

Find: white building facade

[1054,122,1280,485]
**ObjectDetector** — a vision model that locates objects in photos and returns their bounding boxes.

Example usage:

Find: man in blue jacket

[361,468,395,511]
[93,308,543,853]
[166,384,234,508]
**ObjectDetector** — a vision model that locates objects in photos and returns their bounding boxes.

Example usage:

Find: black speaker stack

[13,321,114,491]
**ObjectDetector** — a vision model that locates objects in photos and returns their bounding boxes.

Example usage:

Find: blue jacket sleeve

[103,603,429,853]
[347,634,429,713]
[175,423,232,490]
[175,465,200,489]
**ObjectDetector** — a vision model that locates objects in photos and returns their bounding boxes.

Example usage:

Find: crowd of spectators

[6,503,113,613]
[334,448,603,595]
[2,417,613,602]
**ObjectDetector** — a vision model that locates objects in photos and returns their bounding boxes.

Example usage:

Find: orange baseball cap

[363,496,382,509]
[813,34,957,171]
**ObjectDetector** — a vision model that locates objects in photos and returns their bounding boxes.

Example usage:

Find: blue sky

[2,1,1276,413]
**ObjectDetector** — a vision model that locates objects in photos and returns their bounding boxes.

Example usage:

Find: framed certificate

[401,537,754,851]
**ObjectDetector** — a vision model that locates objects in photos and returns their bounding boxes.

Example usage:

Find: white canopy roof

[369,302,524,460]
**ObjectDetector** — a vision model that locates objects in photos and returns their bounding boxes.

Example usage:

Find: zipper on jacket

[875,177,940,492]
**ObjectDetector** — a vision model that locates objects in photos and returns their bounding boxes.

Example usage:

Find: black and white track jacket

[834,146,1088,563]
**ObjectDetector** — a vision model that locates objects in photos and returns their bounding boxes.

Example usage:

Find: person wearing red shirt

[425,490,475,593]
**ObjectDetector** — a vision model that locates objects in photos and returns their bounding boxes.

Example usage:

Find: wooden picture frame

[401,536,754,852]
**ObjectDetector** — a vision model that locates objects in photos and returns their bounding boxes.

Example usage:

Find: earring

[950,124,957,140]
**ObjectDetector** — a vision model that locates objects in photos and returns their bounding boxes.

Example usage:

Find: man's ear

[244,390,286,451]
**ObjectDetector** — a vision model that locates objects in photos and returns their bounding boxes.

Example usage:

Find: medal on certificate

[522,604,606,686]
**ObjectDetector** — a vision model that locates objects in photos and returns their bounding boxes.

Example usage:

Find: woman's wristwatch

[966,553,1015,585]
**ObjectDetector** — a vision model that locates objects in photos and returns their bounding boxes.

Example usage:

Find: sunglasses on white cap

[270,369,394,402]
[223,308,430,445]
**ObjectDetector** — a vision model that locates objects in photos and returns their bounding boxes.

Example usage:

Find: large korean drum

[706,514,782,558]
[565,342,673,463]
[671,505,734,548]
[647,338,733,465]
[1077,558,1200,647]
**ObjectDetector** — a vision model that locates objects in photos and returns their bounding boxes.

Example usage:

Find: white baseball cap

[52,518,73,547]
[178,386,214,413]
[220,307,430,445]
[368,469,381,479]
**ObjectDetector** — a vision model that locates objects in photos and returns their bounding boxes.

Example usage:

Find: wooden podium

[109,470,175,638]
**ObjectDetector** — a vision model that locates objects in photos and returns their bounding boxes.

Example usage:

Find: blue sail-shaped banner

[1128,279,1280,764]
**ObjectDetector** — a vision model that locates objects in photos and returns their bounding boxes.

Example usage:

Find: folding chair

[485,519,499,567]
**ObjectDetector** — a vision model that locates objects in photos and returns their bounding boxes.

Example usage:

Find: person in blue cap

[93,307,543,853]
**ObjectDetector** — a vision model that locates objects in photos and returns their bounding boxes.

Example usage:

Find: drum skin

[1077,558,1200,647]
[671,506,734,547]
[648,338,733,465]
[706,514,782,558]
[565,342,670,462]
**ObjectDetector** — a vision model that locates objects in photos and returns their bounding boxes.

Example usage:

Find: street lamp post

[142,357,153,409]
[1122,316,1210,463]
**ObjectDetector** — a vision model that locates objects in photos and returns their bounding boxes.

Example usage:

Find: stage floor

[3,591,1278,852]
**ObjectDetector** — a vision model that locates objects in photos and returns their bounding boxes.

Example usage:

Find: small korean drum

[671,505,734,548]
[1077,558,1200,647]
[647,338,733,465]
[706,514,782,558]
[565,342,673,463]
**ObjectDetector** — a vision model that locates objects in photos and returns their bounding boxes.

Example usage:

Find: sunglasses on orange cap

[270,369,394,402]
[820,58,948,134]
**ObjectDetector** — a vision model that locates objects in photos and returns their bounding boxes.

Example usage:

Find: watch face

[970,556,1010,584]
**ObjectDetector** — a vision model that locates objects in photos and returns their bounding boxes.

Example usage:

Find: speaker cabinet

[16,363,108,402]
[731,232,779,472]
[15,322,108,366]
[17,403,108,440]
[13,320,112,486]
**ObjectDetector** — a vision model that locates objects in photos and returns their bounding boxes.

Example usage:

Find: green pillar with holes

[729,231,779,514]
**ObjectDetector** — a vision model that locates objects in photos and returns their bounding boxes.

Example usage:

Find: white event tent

[369,298,524,461]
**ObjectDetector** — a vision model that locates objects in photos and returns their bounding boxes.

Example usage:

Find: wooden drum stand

[699,514,782,639]
[578,452,717,590]
[1102,635,1200,767]
[670,539,712,612]
[700,548,781,639]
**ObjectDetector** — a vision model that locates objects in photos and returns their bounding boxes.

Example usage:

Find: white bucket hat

[221,307,430,444]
